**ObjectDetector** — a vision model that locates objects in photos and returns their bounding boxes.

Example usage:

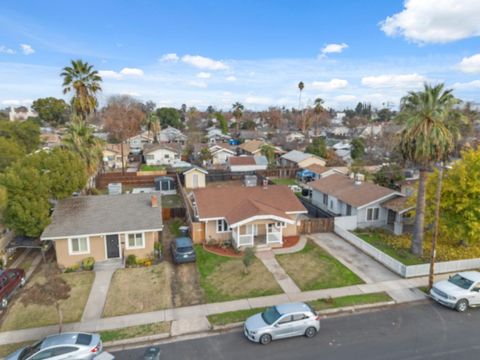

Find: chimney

[354,174,362,186]
[262,178,269,189]
[151,195,158,208]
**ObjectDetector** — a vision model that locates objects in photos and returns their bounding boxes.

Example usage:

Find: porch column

[393,213,403,235]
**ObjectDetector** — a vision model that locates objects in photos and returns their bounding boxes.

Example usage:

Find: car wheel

[259,333,272,345]
[20,277,26,287]
[1,298,7,309]
[305,327,317,338]
[455,299,468,312]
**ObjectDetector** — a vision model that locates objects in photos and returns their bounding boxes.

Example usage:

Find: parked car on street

[171,237,196,264]
[430,271,480,312]
[5,332,111,360]
[0,268,25,309]
[244,302,320,344]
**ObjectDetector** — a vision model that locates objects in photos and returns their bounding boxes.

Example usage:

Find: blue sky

[1,0,480,110]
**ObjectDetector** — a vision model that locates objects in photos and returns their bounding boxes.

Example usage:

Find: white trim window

[69,237,89,255]
[366,207,380,221]
[216,219,229,233]
[275,222,286,229]
[126,233,145,249]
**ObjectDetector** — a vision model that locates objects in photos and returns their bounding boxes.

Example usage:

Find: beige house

[102,144,130,169]
[281,150,326,168]
[41,193,163,268]
[183,167,208,189]
[192,185,307,248]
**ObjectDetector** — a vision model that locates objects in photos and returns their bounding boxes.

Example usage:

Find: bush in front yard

[126,255,137,267]
[242,247,255,274]
[81,257,95,271]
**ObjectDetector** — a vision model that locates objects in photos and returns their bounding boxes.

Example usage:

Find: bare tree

[102,95,145,173]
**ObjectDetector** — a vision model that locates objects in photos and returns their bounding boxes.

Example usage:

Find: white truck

[430,271,480,312]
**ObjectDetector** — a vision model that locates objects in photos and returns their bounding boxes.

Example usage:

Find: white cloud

[0,46,15,55]
[196,72,211,79]
[2,99,32,106]
[311,78,348,91]
[188,80,208,88]
[457,54,480,73]
[361,73,426,88]
[99,70,123,80]
[334,95,357,102]
[244,96,272,105]
[159,53,179,62]
[452,80,480,90]
[321,43,348,54]
[120,67,144,77]
[380,0,480,44]
[226,75,237,81]
[20,44,35,55]
[181,55,228,70]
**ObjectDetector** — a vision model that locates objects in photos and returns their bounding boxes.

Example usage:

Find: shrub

[64,264,80,273]
[82,257,95,271]
[137,258,153,267]
[242,247,255,274]
[126,254,137,267]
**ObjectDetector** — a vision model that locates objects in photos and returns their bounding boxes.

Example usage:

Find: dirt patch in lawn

[103,263,172,317]
[162,219,205,307]
[0,269,94,331]
[276,241,363,291]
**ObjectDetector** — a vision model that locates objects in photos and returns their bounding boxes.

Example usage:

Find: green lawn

[162,194,183,208]
[0,341,34,357]
[276,241,364,291]
[99,322,170,342]
[195,245,282,302]
[270,178,298,186]
[353,231,424,265]
[140,164,166,171]
[207,292,392,326]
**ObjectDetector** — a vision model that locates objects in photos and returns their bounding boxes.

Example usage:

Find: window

[346,204,352,216]
[276,222,286,228]
[366,207,380,221]
[51,347,78,356]
[69,237,89,255]
[127,233,144,249]
[174,154,179,159]
[329,200,333,209]
[323,193,328,205]
[164,153,170,159]
[145,154,154,161]
[217,219,229,233]
[277,315,293,325]
[292,313,307,321]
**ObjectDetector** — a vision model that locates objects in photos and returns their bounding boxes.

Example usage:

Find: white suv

[430,271,480,312]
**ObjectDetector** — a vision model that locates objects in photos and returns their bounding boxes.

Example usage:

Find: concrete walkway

[0,275,438,346]
[81,269,115,322]
[273,235,307,255]
[256,251,301,294]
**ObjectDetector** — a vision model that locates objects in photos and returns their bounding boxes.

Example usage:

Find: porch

[232,222,283,248]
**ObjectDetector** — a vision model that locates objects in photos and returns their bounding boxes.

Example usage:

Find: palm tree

[397,83,461,256]
[232,102,244,134]
[314,98,325,136]
[260,144,276,168]
[62,116,103,184]
[61,60,102,120]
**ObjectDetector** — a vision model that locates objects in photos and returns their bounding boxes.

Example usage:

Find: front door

[192,173,199,188]
[106,234,120,259]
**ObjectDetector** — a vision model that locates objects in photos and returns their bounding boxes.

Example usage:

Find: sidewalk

[0,276,435,346]
[256,251,300,294]
[81,269,115,322]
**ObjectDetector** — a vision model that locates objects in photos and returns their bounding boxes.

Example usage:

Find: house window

[275,222,286,228]
[127,233,144,249]
[346,204,352,216]
[329,200,333,209]
[217,219,229,233]
[145,155,154,161]
[174,154,179,159]
[164,154,170,159]
[367,207,380,221]
[323,194,328,205]
[69,237,89,255]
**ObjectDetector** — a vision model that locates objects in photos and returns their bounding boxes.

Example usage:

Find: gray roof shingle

[41,193,163,240]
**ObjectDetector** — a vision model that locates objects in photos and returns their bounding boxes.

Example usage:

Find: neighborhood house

[143,144,180,166]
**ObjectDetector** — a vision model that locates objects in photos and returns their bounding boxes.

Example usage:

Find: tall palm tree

[232,102,244,134]
[298,81,305,136]
[397,83,461,256]
[62,116,103,183]
[61,60,102,121]
[314,97,325,136]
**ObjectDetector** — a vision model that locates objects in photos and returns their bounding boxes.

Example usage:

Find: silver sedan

[244,302,320,345]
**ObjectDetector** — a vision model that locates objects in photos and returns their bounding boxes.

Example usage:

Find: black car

[171,237,196,264]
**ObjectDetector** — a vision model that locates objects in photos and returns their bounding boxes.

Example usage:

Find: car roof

[276,302,313,314]
[42,332,92,348]
[175,237,193,247]
[458,271,480,282]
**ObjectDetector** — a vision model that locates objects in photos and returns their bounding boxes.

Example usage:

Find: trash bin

[143,346,161,360]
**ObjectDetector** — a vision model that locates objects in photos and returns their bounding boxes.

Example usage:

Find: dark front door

[387,210,396,225]
[106,235,120,259]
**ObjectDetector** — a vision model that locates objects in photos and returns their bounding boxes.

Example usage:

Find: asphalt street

[112,301,480,360]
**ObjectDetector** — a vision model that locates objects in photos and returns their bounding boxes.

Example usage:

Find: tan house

[192,185,307,248]
[102,144,130,169]
[41,193,163,268]
[239,140,283,156]
[280,150,326,168]
[183,167,208,189]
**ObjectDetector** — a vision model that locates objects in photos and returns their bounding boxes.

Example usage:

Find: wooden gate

[298,218,334,234]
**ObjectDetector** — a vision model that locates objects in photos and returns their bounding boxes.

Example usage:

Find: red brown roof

[228,156,256,166]
[193,185,307,226]
[309,173,399,208]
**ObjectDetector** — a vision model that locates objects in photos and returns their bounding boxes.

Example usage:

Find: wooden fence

[298,218,334,234]
[96,171,177,189]
[162,207,186,221]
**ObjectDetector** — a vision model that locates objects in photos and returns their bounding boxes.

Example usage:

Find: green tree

[156,107,183,129]
[0,119,40,153]
[232,102,244,133]
[0,138,25,172]
[61,59,102,120]
[241,119,256,130]
[350,138,365,160]
[397,83,462,255]
[305,138,327,158]
[199,147,213,164]
[31,97,70,127]
[215,112,228,134]
[260,144,276,168]
[373,164,405,190]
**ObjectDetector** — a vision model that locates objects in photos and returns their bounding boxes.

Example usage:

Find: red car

[0,268,25,309]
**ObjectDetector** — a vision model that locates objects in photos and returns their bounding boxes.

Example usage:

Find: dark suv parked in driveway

[171,237,196,264]
[0,268,25,309]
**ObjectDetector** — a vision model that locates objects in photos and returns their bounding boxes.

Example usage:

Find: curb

[103,332,170,348]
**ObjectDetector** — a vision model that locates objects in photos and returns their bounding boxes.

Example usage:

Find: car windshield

[19,341,43,360]
[448,274,474,290]
[261,306,281,325]
[177,246,193,253]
